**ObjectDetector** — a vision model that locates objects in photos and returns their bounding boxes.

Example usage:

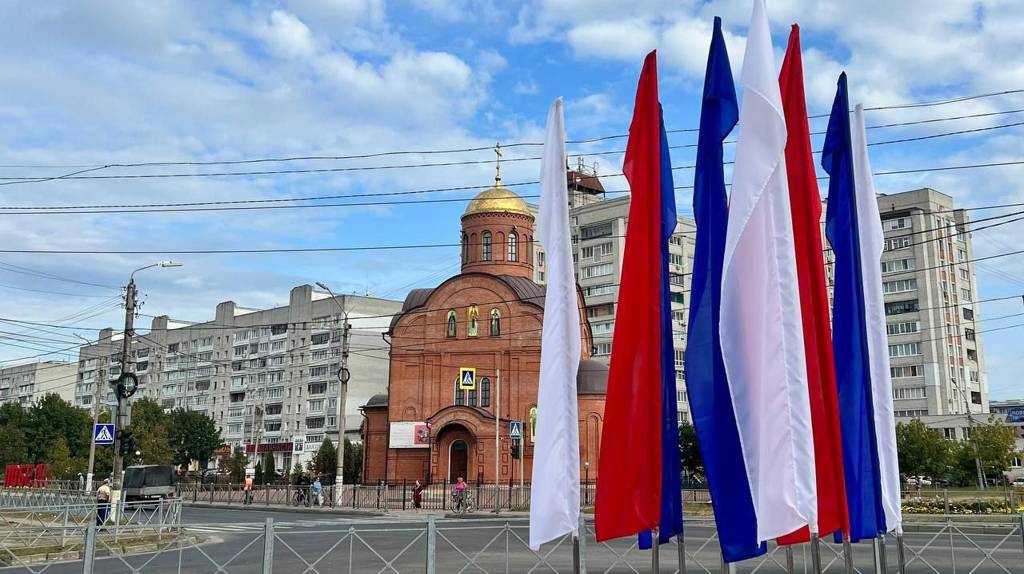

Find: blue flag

[683,16,766,562]
[823,72,885,543]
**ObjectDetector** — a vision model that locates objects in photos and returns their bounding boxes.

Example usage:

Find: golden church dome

[462,185,533,218]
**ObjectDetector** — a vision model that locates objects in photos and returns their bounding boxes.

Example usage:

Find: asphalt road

[5,506,1022,573]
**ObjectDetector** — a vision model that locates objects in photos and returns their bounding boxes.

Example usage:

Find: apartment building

[0,361,77,407]
[534,175,988,430]
[872,188,988,428]
[533,167,697,423]
[74,285,401,470]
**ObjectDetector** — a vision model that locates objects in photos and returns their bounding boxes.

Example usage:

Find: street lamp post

[584,462,590,506]
[315,282,351,506]
[111,261,182,492]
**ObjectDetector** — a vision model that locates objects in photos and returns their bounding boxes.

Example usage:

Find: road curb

[184,502,384,517]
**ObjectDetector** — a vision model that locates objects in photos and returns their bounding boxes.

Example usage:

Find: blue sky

[0,0,1021,399]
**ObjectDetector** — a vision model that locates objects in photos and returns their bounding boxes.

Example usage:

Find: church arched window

[482,232,492,261]
[454,378,464,405]
[461,233,468,264]
[467,305,479,337]
[490,309,500,336]
[508,231,518,262]
[480,377,491,407]
[446,310,457,338]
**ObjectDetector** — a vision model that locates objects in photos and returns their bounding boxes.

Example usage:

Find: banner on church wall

[390,422,431,448]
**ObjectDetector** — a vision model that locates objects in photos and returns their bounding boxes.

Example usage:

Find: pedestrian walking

[243,475,254,505]
[95,478,111,526]
[452,477,467,511]
[312,477,323,507]
[412,480,424,512]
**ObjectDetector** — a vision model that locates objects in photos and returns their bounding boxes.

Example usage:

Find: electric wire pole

[316,282,351,506]
[84,353,106,493]
[111,277,136,490]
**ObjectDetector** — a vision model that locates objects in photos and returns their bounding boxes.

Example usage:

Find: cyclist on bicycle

[451,477,468,511]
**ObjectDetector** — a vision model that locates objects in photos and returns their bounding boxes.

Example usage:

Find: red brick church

[361,176,608,484]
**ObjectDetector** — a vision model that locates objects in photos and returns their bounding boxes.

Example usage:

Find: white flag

[852,103,903,533]
[720,0,818,542]
[530,97,582,550]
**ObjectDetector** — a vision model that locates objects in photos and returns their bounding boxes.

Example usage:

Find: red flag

[594,50,663,542]
[777,24,850,544]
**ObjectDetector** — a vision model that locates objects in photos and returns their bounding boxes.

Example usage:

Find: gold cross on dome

[494,142,502,184]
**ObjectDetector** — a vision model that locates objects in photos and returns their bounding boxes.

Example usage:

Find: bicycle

[451,491,475,515]
[293,487,311,507]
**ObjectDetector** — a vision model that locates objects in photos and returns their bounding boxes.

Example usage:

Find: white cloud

[258,10,317,59]
[566,19,659,62]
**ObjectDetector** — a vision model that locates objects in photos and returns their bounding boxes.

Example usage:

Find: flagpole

[495,368,501,514]
[650,528,659,573]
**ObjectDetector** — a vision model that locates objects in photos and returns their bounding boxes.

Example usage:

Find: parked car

[123,465,178,502]
[906,476,932,486]
[1011,477,1024,489]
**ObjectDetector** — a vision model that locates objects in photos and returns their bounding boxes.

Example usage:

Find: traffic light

[511,440,521,460]
[118,430,136,457]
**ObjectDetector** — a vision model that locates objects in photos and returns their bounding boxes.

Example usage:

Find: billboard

[390,422,431,448]
[1006,406,1024,423]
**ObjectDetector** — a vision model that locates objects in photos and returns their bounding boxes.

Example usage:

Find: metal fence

[177,481,715,512]
[0,511,1018,573]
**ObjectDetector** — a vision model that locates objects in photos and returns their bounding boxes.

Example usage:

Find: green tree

[24,394,92,462]
[312,438,337,482]
[291,462,305,485]
[973,418,1020,480]
[220,446,248,483]
[678,423,704,482]
[0,402,26,427]
[0,424,28,468]
[262,451,276,485]
[343,439,363,484]
[169,409,222,468]
[135,423,175,465]
[254,461,264,485]
[46,437,73,479]
[896,419,952,479]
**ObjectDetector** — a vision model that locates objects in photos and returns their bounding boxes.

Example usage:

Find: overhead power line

[0,89,1020,173]
[0,117,1021,186]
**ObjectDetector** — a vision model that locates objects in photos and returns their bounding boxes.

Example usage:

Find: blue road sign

[94,423,115,445]
[459,367,476,390]
[509,420,523,440]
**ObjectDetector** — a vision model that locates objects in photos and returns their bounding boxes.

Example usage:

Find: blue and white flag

[684,15,766,563]
[824,73,885,542]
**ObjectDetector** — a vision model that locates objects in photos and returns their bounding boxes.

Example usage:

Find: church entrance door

[449,440,468,481]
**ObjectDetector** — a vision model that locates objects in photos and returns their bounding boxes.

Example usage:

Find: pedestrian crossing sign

[458,367,476,390]
[509,420,523,440]
[94,423,115,445]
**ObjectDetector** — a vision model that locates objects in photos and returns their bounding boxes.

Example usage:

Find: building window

[482,232,492,261]
[893,387,926,400]
[881,258,916,274]
[888,342,922,358]
[461,233,468,264]
[446,310,457,338]
[508,231,518,262]
[890,365,923,378]
[963,308,974,320]
[886,321,920,335]
[883,278,917,294]
[454,379,464,406]
[593,342,611,356]
[468,388,477,407]
[884,236,912,251]
[480,378,491,407]
[885,299,919,316]
[490,309,500,336]
[582,263,614,278]
[468,305,479,337]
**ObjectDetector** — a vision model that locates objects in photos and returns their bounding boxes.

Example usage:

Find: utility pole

[112,261,182,491]
[111,277,136,490]
[315,282,351,506]
[955,379,986,490]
